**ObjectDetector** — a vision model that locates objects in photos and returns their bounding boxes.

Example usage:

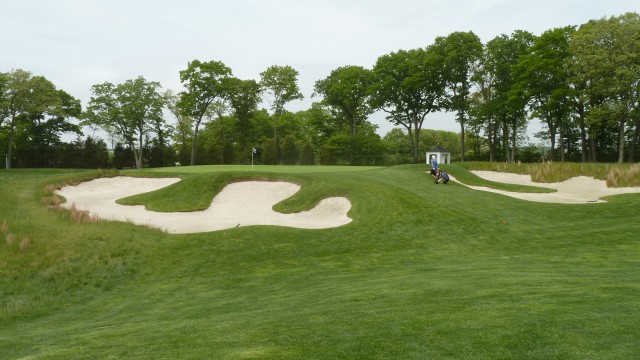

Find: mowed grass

[1,164,639,359]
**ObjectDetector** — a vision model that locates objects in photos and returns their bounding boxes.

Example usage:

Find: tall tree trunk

[617,118,626,163]
[6,131,14,169]
[458,113,466,162]
[402,122,416,163]
[133,147,143,169]
[559,115,565,163]
[473,129,481,159]
[190,118,202,166]
[219,128,225,164]
[578,103,588,163]
[549,127,556,162]
[412,121,421,163]
[629,118,639,162]
[502,121,510,162]
[510,119,517,163]
[487,119,496,162]
[273,112,281,164]
[6,115,17,169]
[136,129,144,169]
[580,121,587,162]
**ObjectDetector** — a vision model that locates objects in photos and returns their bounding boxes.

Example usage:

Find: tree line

[1,12,638,169]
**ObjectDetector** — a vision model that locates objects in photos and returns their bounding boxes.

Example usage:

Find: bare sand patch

[452,171,640,204]
[56,177,352,233]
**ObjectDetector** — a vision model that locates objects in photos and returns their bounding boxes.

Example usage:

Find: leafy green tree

[433,31,483,161]
[178,60,232,165]
[165,90,193,165]
[84,76,166,169]
[1,69,35,168]
[251,108,275,142]
[261,139,278,165]
[370,48,446,163]
[570,13,640,163]
[382,128,412,163]
[147,128,176,168]
[320,124,384,165]
[314,65,373,136]
[470,38,500,161]
[471,31,534,162]
[199,113,237,164]
[351,125,386,165]
[78,136,109,168]
[19,88,81,167]
[0,71,7,109]
[227,77,262,163]
[260,65,303,161]
[275,111,307,141]
[466,89,490,160]
[314,65,374,164]
[298,103,342,148]
[513,27,574,162]
[298,140,315,165]
[0,70,79,168]
[281,135,298,165]
[564,27,600,162]
[112,142,135,169]
[0,72,7,162]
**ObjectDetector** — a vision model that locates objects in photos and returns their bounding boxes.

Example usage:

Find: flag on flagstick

[251,147,256,171]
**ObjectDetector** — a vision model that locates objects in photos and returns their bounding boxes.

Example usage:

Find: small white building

[426,144,451,165]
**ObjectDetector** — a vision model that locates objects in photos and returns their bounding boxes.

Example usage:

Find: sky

[3,0,637,141]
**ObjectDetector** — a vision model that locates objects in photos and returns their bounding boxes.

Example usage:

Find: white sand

[453,171,640,204]
[56,177,352,234]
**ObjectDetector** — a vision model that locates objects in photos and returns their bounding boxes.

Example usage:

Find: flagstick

[251,147,255,171]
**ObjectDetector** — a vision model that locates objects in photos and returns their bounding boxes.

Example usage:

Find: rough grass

[0,165,639,359]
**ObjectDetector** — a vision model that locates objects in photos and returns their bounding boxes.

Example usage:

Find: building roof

[430,144,450,153]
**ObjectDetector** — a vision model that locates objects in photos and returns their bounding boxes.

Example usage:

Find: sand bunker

[455,171,640,204]
[56,177,352,234]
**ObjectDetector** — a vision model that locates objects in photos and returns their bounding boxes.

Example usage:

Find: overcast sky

[3,0,637,139]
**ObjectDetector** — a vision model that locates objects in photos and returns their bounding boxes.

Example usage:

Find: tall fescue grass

[19,237,29,252]
[41,184,61,207]
[1,218,30,252]
[42,182,100,223]
[2,219,14,247]
[459,161,640,186]
[5,232,15,246]
[607,163,640,187]
[69,203,100,224]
